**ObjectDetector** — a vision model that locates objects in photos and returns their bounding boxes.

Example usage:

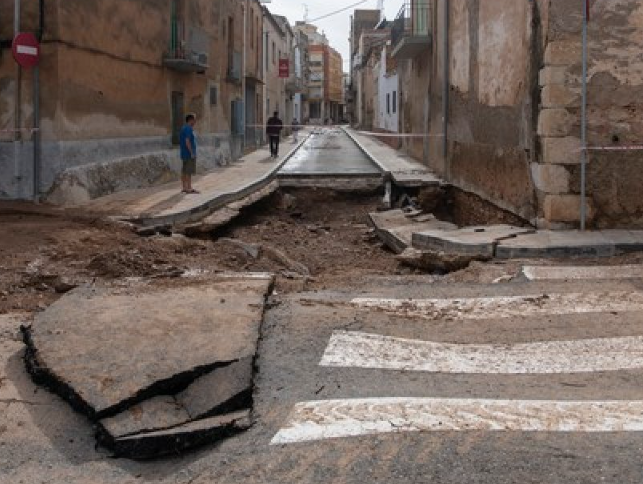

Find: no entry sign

[12,33,40,68]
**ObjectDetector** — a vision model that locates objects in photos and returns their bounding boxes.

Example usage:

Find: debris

[219,238,261,259]
[261,244,311,276]
[397,248,488,273]
[53,278,78,294]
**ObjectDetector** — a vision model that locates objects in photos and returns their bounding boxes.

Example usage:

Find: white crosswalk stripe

[320,331,643,374]
[521,264,643,281]
[351,291,643,320]
[271,398,643,445]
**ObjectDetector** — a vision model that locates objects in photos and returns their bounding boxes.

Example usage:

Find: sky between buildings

[267,0,400,69]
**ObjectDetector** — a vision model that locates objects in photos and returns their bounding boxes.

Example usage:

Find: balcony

[285,78,303,94]
[391,1,432,60]
[163,25,210,73]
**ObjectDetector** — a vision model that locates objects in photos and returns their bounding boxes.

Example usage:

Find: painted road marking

[320,331,643,374]
[522,265,643,281]
[351,291,643,320]
[271,398,643,444]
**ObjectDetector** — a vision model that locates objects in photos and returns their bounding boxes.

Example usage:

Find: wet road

[279,128,381,176]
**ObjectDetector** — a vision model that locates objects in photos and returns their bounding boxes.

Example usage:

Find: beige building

[0,0,264,203]
[387,0,643,229]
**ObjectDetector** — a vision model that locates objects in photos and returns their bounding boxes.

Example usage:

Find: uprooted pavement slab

[20,273,274,459]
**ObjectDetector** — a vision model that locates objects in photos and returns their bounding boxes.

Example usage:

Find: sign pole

[580,0,589,230]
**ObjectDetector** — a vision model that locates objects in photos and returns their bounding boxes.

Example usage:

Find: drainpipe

[580,1,589,230]
[442,0,450,179]
[242,1,247,150]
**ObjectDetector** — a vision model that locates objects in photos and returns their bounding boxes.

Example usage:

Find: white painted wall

[376,46,399,133]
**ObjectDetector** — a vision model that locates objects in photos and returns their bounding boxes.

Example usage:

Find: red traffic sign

[12,33,40,68]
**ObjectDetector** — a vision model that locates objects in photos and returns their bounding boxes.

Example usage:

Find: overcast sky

[266,0,399,69]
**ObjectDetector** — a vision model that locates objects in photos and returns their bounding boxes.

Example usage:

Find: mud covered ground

[0,190,411,314]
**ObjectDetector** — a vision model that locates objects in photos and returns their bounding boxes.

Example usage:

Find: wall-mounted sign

[279,59,289,78]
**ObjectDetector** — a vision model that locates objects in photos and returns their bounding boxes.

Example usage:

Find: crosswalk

[271,265,643,446]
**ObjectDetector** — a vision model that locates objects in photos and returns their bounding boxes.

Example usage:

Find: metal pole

[33,66,40,202]
[442,0,450,178]
[242,1,247,150]
[580,0,588,230]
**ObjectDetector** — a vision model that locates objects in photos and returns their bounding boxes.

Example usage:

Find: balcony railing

[391,1,432,59]
[164,23,210,73]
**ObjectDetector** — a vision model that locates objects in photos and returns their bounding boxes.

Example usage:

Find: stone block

[541,85,580,108]
[543,194,594,223]
[538,109,575,137]
[544,40,582,66]
[530,163,570,194]
[542,136,582,165]
[539,66,580,86]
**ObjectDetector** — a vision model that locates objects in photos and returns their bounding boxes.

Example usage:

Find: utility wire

[308,0,370,23]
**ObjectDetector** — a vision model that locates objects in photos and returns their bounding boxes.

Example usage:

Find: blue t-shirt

[179,124,196,160]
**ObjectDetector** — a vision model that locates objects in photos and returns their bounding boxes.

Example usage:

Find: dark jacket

[266,116,284,137]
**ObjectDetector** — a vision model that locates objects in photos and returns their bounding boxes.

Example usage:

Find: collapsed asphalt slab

[21,274,274,459]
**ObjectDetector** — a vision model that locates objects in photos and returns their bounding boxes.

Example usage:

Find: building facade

[383,0,643,229]
[0,0,269,203]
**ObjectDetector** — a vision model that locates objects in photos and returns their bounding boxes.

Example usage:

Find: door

[171,91,184,145]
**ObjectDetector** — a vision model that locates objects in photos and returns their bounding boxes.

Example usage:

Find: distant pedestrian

[179,114,199,194]
[292,118,301,143]
[266,111,284,158]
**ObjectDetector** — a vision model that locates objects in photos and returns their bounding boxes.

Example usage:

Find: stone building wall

[0,0,263,203]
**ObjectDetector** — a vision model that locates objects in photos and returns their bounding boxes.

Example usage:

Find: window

[386,93,390,114]
[272,41,276,65]
[392,91,397,114]
[210,86,218,106]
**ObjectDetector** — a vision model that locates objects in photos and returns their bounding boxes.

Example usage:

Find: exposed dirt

[0,190,407,313]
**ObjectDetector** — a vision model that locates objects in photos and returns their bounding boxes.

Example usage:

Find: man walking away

[266,111,283,158]
[292,118,300,143]
[179,114,199,194]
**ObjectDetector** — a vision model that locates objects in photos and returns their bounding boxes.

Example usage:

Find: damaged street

[4,1,643,482]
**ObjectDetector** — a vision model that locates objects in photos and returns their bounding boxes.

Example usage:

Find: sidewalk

[82,133,309,227]
[343,127,442,188]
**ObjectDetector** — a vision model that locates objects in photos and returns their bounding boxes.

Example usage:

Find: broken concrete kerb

[21,274,274,459]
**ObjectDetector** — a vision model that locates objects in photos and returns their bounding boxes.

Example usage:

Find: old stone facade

[0,0,268,203]
[356,0,643,229]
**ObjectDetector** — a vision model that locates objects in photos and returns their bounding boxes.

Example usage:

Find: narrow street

[3,128,643,482]
[3,1,643,482]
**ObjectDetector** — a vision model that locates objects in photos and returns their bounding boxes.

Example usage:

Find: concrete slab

[343,128,442,188]
[22,274,272,458]
[279,129,381,177]
[496,231,616,259]
[413,225,534,257]
[102,410,251,460]
[368,210,457,254]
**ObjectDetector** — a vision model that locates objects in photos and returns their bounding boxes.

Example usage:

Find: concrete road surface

[3,268,643,483]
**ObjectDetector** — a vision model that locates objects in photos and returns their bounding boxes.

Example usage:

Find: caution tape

[0,128,40,133]
[583,145,643,152]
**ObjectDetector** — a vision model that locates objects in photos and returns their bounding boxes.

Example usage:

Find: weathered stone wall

[0,0,261,202]
[438,0,539,223]
[537,0,643,228]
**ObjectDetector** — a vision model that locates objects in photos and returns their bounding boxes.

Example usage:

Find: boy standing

[179,114,199,194]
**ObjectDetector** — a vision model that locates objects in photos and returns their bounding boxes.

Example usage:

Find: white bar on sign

[350,291,643,321]
[320,331,643,374]
[16,45,38,56]
[271,398,643,445]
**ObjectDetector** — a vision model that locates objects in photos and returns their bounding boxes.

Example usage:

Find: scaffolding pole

[580,0,589,230]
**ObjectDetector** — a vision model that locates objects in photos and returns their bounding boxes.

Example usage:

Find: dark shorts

[182,158,196,176]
